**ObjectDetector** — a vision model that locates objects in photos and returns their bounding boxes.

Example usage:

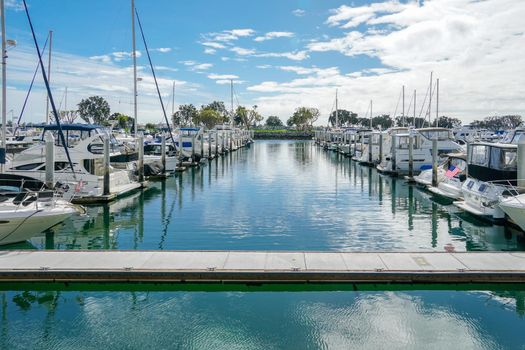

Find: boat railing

[486,179,525,200]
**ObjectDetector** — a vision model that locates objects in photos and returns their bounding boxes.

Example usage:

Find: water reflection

[1,289,525,349]
[18,140,520,252]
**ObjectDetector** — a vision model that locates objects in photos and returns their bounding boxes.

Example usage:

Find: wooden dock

[1,251,525,287]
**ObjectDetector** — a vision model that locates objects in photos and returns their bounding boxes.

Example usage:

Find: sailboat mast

[45,30,52,124]
[132,0,138,135]
[230,79,233,125]
[335,89,338,127]
[413,89,416,127]
[428,71,432,127]
[402,85,405,127]
[171,81,175,116]
[370,100,372,129]
[436,78,439,127]
[1,0,5,172]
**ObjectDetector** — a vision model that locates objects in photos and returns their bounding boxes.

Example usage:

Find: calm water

[2,140,525,349]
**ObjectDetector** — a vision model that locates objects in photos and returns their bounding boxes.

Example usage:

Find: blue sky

[3,0,525,125]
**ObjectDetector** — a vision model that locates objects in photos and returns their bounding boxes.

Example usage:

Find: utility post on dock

[138,132,144,183]
[200,132,204,160]
[378,133,383,166]
[103,134,110,196]
[160,132,166,175]
[215,131,219,156]
[518,138,525,189]
[391,135,397,174]
[408,134,414,180]
[432,137,438,187]
[368,132,372,164]
[191,134,196,161]
[208,131,212,159]
[45,132,54,189]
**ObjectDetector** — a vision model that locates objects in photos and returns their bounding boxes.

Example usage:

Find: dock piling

[45,132,55,189]
[103,134,110,196]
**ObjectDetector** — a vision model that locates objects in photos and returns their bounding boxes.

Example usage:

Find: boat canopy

[417,128,454,141]
[468,142,517,182]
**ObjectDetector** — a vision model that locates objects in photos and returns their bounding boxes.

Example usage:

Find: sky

[2,0,525,126]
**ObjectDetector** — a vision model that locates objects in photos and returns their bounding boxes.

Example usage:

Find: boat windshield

[490,147,517,171]
[419,130,453,141]
[469,144,489,166]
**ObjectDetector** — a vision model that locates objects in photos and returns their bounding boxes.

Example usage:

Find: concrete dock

[1,250,525,286]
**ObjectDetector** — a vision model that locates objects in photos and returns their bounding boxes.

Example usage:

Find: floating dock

[1,251,525,287]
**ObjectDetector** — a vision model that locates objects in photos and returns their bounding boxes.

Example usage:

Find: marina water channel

[2,140,525,349]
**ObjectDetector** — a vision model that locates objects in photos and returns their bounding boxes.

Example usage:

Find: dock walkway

[1,250,525,285]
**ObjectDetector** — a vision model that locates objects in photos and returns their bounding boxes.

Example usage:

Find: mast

[132,0,138,135]
[428,71,432,127]
[64,86,67,112]
[171,81,175,116]
[436,78,439,127]
[402,85,405,126]
[1,0,5,172]
[230,79,233,125]
[413,89,416,127]
[335,89,338,127]
[45,30,52,124]
[370,100,372,129]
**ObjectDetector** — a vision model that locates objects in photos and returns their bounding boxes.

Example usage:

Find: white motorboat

[0,190,82,245]
[427,153,468,200]
[499,194,525,231]
[454,142,517,222]
[377,128,462,176]
[5,124,142,200]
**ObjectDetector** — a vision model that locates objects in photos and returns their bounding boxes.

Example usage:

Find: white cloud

[215,79,246,85]
[256,51,309,61]
[5,0,23,11]
[204,48,216,55]
[154,66,178,72]
[230,47,256,56]
[208,74,239,80]
[254,31,295,42]
[6,47,198,124]
[152,47,172,53]
[292,9,305,17]
[90,55,112,63]
[202,42,226,49]
[326,0,409,28]
[203,28,255,42]
[191,63,213,71]
[249,0,525,124]
[180,60,196,66]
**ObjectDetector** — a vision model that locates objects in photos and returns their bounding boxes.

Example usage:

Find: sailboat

[0,1,83,245]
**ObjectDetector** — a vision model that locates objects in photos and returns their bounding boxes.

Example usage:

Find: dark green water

[2,140,525,349]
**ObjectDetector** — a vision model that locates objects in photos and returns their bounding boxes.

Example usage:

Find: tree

[371,114,393,129]
[288,107,319,130]
[144,123,157,131]
[329,109,358,127]
[77,96,110,125]
[471,115,522,130]
[436,116,462,128]
[203,101,230,123]
[59,110,79,124]
[395,116,429,128]
[265,116,283,128]
[233,105,263,129]
[109,112,133,130]
[194,108,223,129]
[172,104,198,126]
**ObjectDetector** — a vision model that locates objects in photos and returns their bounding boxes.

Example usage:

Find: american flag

[445,165,460,178]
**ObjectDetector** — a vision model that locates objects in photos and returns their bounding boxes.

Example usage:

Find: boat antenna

[135,8,175,143]
[22,0,76,177]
